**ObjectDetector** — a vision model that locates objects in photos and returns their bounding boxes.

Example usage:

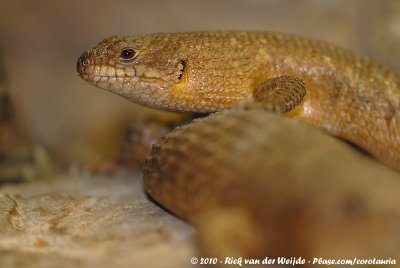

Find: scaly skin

[144,109,400,264]
[77,31,400,266]
[77,31,400,170]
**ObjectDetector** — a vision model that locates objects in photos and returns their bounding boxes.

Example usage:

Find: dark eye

[120,48,136,59]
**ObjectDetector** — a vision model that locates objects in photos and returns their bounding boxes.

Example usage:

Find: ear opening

[178,60,186,81]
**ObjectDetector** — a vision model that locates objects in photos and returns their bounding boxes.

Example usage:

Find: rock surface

[0,175,194,268]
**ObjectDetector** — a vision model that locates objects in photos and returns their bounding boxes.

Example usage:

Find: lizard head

[77,34,187,110]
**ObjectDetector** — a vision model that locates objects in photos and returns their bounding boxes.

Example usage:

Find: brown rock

[0,175,194,268]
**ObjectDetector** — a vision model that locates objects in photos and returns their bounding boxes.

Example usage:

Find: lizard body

[77,31,400,265]
[144,109,400,262]
[77,31,400,170]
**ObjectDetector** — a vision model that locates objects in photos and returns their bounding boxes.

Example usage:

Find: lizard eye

[119,48,138,62]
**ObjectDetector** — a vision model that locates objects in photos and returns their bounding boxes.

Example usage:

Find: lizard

[77,31,400,264]
[77,31,400,171]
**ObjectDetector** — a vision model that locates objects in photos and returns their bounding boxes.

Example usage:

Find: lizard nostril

[78,55,90,67]
[77,55,90,74]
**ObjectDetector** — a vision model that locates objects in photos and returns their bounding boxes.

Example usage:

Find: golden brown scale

[144,110,400,265]
[143,110,400,264]
[77,31,400,170]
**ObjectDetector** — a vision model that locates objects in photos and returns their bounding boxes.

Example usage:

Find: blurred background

[0,0,399,166]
